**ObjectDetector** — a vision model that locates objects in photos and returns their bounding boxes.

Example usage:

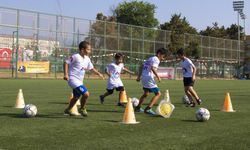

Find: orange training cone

[222,92,235,112]
[15,89,25,108]
[69,93,80,106]
[122,98,139,124]
[120,90,128,104]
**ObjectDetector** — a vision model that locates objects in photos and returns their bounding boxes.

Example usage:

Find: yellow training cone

[120,90,128,104]
[222,92,235,112]
[122,98,139,124]
[15,89,25,108]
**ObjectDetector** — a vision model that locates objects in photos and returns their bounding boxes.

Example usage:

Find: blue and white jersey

[141,56,160,88]
[106,62,124,89]
[181,57,195,78]
[65,53,93,88]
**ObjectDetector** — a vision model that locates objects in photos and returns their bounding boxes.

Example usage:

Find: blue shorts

[73,85,88,98]
[143,87,160,94]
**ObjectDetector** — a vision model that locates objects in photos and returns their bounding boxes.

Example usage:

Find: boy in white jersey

[135,48,167,115]
[176,48,202,107]
[63,41,104,116]
[99,53,134,106]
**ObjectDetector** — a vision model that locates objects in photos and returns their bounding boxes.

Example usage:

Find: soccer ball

[23,104,37,118]
[195,108,210,122]
[182,95,190,104]
[131,97,139,107]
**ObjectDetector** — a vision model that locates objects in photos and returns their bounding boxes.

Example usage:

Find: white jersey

[141,56,160,88]
[180,57,195,78]
[65,53,94,88]
[106,62,124,89]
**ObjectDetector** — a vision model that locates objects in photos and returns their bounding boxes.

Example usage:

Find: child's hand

[158,77,161,82]
[136,76,140,82]
[63,75,68,81]
[99,74,105,80]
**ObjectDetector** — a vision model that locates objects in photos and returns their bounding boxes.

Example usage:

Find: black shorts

[106,86,124,94]
[183,77,195,86]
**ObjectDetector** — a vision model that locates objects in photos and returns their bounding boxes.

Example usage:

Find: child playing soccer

[63,41,104,116]
[135,48,167,115]
[176,48,202,107]
[99,53,134,106]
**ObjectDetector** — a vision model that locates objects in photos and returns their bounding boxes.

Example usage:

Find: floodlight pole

[233,0,244,67]
[237,12,240,66]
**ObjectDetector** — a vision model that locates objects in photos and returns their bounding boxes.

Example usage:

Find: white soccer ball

[131,97,139,107]
[182,95,190,104]
[23,104,37,118]
[195,108,210,122]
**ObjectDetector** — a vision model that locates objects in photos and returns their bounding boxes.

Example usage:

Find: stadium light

[233,0,244,66]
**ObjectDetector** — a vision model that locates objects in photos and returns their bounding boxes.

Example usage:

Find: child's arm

[136,64,143,82]
[151,67,161,82]
[192,65,197,81]
[63,62,68,81]
[91,68,105,79]
[123,67,135,75]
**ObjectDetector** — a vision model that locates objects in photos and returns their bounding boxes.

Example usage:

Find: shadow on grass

[88,109,123,113]
[48,102,68,105]
[0,112,83,119]
[2,105,13,108]
[103,120,120,123]
[181,119,199,122]
[35,113,84,119]
[0,113,25,118]
[209,109,221,112]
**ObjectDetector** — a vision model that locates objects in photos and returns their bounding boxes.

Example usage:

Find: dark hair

[114,53,123,59]
[79,41,90,50]
[156,48,167,55]
[176,48,184,56]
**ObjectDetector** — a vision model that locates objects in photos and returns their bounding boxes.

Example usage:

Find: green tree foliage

[226,24,244,40]
[185,41,200,59]
[200,22,244,40]
[160,14,198,56]
[115,1,158,28]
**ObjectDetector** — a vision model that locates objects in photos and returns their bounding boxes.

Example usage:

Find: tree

[200,22,244,40]
[160,14,198,54]
[200,22,227,38]
[114,1,158,28]
[226,24,244,40]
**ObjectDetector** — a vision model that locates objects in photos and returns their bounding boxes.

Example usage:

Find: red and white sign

[157,67,175,79]
[0,48,12,68]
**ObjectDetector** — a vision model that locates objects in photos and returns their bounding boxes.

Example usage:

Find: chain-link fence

[0,7,245,79]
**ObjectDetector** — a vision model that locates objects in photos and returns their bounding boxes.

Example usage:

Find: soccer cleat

[78,108,88,117]
[134,106,144,113]
[144,109,156,115]
[196,99,202,105]
[64,109,77,116]
[99,95,104,104]
[189,102,196,107]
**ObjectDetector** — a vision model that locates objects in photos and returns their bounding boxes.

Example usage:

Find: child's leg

[188,86,199,100]
[148,91,161,108]
[100,89,113,104]
[185,87,194,102]
[187,86,201,104]
[80,91,90,109]
[138,91,149,107]
[67,96,79,110]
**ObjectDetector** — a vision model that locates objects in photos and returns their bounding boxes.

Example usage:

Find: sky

[0,0,249,34]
